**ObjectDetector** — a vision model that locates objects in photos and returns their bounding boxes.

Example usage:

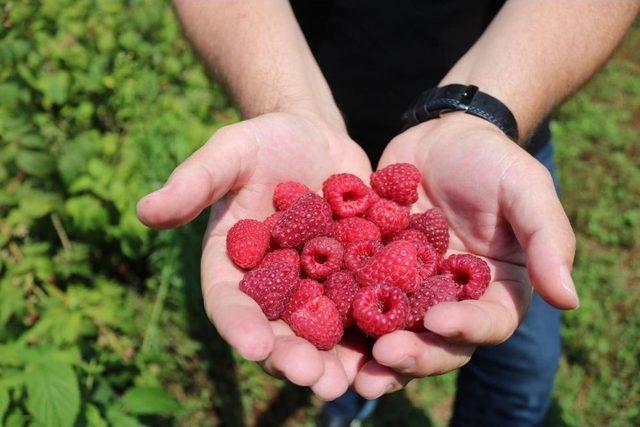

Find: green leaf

[85,403,108,427]
[18,191,59,219]
[15,150,56,177]
[105,407,143,427]
[0,386,9,424]
[64,195,110,233]
[40,71,70,106]
[25,360,80,427]
[120,387,180,416]
[4,408,25,427]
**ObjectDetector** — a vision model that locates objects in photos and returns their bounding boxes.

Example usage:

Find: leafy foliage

[0,0,638,426]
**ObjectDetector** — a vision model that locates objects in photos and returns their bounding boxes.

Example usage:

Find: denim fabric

[323,142,562,427]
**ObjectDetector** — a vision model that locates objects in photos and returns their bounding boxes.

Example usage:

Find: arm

[357,1,639,397]
[441,0,640,139]
[138,0,372,400]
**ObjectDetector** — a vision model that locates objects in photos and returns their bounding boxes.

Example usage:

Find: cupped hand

[136,111,372,400]
[352,113,579,398]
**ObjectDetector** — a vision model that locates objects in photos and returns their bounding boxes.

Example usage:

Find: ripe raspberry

[226,219,271,269]
[370,163,421,206]
[281,278,324,323]
[406,275,459,331]
[416,243,439,280]
[331,217,382,246]
[260,248,300,269]
[301,237,344,279]
[440,254,491,300]
[322,173,372,218]
[408,208,450,254]
[343,240,382,271]
[355,240,419,292]
[389,229,430,249]
[289,296,343,350]
[273,181,311,211]
[352,284,409,338]
[272,193,333,248]
[239,262,299,320]
[324,271,359,327]
[365,199,410,238]
[263,211,284,233]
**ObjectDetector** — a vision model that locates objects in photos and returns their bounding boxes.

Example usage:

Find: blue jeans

[325,142,562,427]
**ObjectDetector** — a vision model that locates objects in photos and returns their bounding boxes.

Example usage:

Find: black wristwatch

[401,84,520,142]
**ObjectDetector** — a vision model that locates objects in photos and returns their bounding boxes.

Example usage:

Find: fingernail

[395,357,415,372]
[560,266,580,308]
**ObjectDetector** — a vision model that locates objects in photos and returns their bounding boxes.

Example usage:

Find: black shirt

[291,0,550,165]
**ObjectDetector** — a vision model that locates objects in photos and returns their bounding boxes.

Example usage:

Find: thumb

[136,123,256,229]
[502,160,579,310]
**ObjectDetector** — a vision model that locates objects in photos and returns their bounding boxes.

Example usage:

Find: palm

[139,112,372,399]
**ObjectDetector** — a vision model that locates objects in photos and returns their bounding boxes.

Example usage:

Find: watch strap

[402,84,520,142]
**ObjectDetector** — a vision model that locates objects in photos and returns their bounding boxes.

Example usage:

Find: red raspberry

[352,284,409,338]
[370,163,421,206]
[273,181,312,211]
[406,275,459,331]
[389,229,430,249]
[226,219,271,269]
[260,248,300,269]
[289,296,344,350]
[365,199,410,238]
[281,278,324,323]
[355,240,419,292]
[343,240,382,271]
[324,271,359,327]
[331,217,382,246]
[239,262,299,320]
[408,207,450,254]
[322,173,372,218]
[440,254,491,300]
[301,237,344,279]
[272,193,333,248]
[416,243,439,280]
[263,211,284,233]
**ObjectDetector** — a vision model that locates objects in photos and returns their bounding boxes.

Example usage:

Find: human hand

[137,111,372,400]
[352,113,578,398]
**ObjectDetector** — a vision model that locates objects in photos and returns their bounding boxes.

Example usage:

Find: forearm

[440,0,639,141]
[173,0,343,127]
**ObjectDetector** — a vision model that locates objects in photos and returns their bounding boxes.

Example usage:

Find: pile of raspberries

[226,163,491,350]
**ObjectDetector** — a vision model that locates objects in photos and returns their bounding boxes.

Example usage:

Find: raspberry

[226,219,271,269]
[365,199,410,238]
[239,262,299,320]
[440,254,491,300]
[416,243,439,280]
[389,229,430,249]
[322,173,372,218]
[272,193,333,248]
[370,163,421,206]
[355,240,419,292]
[343,239,382,271]
[352,284,409,338]
[408,208,450,254]
[324,271,359,327]
[406,275,459,331]
[273,181,312,211]
[260,248,300,269]
[281,278,324,323]
[289,296,344,350]
[263,211,284,233]
[331,217,382,246]
[301,237,344,279]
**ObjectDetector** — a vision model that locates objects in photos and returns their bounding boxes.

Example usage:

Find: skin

[138,0,639,400]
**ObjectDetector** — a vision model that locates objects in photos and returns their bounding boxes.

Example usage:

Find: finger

[353,360,412,399]
[261,323,325,387]
[372,331,473,377]
[423,261,532,346]
[334,330,371,383]
[311,352,350,401]
[136,123,256,229]
[501,160,578,309]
